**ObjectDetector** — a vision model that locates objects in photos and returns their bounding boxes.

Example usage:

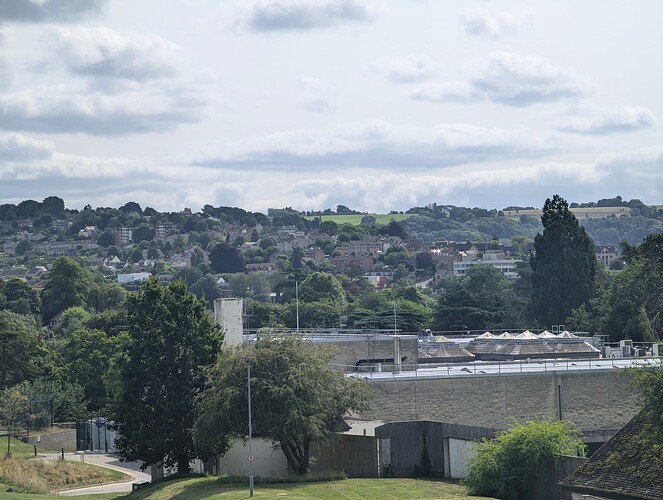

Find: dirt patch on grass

[0,458,129,494]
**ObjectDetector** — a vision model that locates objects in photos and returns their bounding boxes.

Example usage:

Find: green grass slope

[128,476,494,499]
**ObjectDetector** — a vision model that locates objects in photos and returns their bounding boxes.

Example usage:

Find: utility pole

[247,362,254,497]
[295,281,300,334]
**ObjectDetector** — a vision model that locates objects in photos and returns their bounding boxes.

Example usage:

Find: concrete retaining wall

[362,369,638,434]
[26,429,76,452]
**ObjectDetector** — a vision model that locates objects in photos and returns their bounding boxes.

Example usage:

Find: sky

[1,0,662,213]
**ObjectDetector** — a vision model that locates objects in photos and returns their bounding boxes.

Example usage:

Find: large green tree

[193,336,371,475]
[433,265,523,331]
[59,329,126,412]
[41,257,93,323]
[0,311,46,390]
[599,234,663,341]
[0,278,41,316]
[530,195,596,327]
[110,278,222,473]
[208,242,245,273]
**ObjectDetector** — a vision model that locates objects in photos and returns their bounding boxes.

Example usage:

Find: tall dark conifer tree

[110,278,223,472]
[530,195,596,327]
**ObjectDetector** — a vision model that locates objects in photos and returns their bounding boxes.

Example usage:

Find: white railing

[345,356,663,380]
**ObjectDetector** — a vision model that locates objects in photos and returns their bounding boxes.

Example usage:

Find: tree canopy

[628,364,663,458]
[464,420,586,500]
[530,195,596,327]
[110,278,223,472]
[434,265,523,331]
[0,310,46,390]
[41,257,93,323]
[209,242,245,273]
[194,336,372,474]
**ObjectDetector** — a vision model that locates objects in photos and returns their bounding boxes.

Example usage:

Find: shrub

[464,420,586,500]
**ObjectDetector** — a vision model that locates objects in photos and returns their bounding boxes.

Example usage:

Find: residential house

[348,235,402,254]
[595,245,619,268]
[305,246,325,262]
[77,226,98,238]
[53,218,72,231]
[155,224,181,240]
[2,240,16,254]
[364,275,391,288]
[117,272,151,284]
[245,263,275,273]
[103,256,125,270]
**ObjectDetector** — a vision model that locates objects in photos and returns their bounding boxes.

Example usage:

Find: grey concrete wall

[361,370,638,434]
[329,336,418,371]
[27,429,76,452]
[218,437,289,477]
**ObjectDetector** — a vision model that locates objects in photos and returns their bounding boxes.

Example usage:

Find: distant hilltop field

[304,207,632,226]
[303,213,413,225]
[502,206,631,220]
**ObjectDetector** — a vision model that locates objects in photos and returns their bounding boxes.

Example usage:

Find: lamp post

[247,362,254,497]
[295,281,300,334]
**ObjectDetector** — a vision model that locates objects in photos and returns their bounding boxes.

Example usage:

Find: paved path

[39,452,151,496]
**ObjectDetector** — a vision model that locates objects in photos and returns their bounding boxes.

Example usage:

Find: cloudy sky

[1,0,662,213]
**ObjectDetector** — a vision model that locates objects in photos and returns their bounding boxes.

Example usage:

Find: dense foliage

[464,421,586,500]
[110,278,223,472]
[193,336,372,474]
[530,195,596,327]
[627,364,663,459]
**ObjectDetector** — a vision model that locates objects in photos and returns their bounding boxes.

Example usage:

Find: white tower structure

[213,298,244,346]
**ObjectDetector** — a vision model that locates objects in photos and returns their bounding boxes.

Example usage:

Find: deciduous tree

[193,337,371,474]
[209,242,245,273]
[41,257,93,323]
[0,311,46,390]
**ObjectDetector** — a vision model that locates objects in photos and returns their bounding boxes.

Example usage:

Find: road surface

[38,452,151,496]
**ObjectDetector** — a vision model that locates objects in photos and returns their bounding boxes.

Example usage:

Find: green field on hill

[303,213,413,225]
[502,206,631,220]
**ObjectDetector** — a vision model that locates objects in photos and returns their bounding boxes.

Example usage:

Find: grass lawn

[2,437,60,459]
[303,214,413,225]
[0,457,129,495]
[0,484,120,499]
[128,476,494,499]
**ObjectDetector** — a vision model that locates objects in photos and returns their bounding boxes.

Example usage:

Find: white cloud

[298,77,338,112]
[370,54,437,83]
[0,0,105,23]
[556,106,655,135]
[236,0,380,32]
[192,120,554,170]
[411,52,594,107]
[50,26,179,81]
[459,10,522,39]
[0,132,54,161]
[0,84,204,135]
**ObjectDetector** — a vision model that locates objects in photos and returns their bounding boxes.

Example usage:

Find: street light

[247,362,254,497]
